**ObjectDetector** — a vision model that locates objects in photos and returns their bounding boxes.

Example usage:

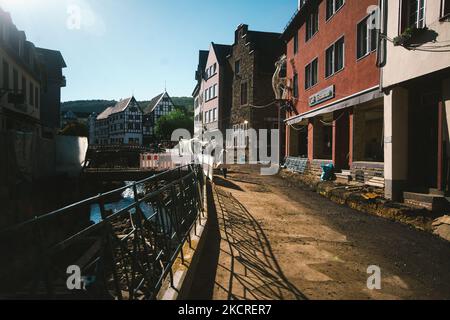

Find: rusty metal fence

[0,164,205,300]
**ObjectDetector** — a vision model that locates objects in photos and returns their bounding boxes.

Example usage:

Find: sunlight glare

[0,0,57,12]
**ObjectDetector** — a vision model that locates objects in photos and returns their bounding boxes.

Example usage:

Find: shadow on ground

[187,181,306,300]
[183,182,222,300]
[213,177,244,192]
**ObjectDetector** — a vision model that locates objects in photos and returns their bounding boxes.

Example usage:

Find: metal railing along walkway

[0,164,205,300]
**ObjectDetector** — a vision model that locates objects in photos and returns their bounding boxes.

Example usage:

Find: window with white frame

[213,108,217,122]
[293,32,299,55]
[401,0,426,32]
[325,37,345,78]
[357,13,378,59]
[306,6,319,41]
[305,58,318,90]
[410,0,426,28]
[326,0,345,20]
[442,0,450,18]
[293,73,299,98]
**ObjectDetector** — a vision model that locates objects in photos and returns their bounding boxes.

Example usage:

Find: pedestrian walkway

[186,166,450,300]
[211,186,306,300]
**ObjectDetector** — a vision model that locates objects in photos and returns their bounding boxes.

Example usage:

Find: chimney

[235,24,249,43]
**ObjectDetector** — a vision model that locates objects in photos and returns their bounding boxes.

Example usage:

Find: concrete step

[403,192,450,212]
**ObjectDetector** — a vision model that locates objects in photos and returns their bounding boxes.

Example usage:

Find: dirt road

[187,166,450,300]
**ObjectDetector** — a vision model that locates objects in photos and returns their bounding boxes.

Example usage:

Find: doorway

[288,124,308,158]
[408,89,440,192]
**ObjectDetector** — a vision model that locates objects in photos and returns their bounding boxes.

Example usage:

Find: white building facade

[93,97,143,145]
[0,10,42,136]
[381,0,450,202]
[143,91,175,144]
[193,50,209,139]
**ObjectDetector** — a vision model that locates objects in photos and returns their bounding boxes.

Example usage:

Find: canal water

[90,182,154,224]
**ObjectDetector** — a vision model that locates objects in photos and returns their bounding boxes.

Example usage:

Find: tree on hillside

[172,97,194,112]
[155,110,194,141]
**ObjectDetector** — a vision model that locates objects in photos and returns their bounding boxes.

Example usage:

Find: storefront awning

[285,86,383,126]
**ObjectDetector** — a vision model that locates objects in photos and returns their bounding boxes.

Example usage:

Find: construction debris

[279,169,444,237]
[432,216,450,242]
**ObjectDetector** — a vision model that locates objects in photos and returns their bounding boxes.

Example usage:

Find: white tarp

[56,136,88,177]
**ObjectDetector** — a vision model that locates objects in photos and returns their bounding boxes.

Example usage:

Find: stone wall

[228,24,283,132]
[229,25,253,127]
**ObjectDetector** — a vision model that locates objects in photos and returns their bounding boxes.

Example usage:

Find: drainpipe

[376,0,388,92]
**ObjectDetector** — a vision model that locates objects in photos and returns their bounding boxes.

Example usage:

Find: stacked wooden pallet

[365,176,385,189]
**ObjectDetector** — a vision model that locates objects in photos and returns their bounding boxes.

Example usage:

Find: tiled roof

[36,47,67,68]
[143,91,174,114]
[199,50,209,70]
[96,97,136,120]
[96,106,114,120]
[211,43,232,65]
[109,97,133,114]
[143,93,164,114]
[246,30,283,53]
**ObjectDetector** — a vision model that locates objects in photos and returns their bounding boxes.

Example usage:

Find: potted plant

[393,26,427,47]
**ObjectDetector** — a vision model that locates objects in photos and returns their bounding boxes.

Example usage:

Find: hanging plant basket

[393,26,427,47]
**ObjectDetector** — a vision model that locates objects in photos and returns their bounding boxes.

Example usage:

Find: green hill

[62,97,194,117]
[172,97,194,111]
[61,100,116,115]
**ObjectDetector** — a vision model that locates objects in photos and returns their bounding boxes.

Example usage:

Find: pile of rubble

[279,169,449,242]
[432,216,450,242]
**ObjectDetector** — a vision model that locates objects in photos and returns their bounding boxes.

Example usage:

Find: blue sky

[0,0,295,102]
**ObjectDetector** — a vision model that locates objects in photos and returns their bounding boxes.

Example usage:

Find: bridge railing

[0,164,205,300]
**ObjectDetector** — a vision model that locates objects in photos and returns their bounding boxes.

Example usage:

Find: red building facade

[283,0,384,182]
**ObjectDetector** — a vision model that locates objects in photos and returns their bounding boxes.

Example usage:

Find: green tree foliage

[61,100,116,114]
[60,122,89,137]
[171,97,194,112]
[155,110,194,141]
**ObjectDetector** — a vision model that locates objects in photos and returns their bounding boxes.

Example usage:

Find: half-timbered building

[93,96,143,145]
[142,91,175,144]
